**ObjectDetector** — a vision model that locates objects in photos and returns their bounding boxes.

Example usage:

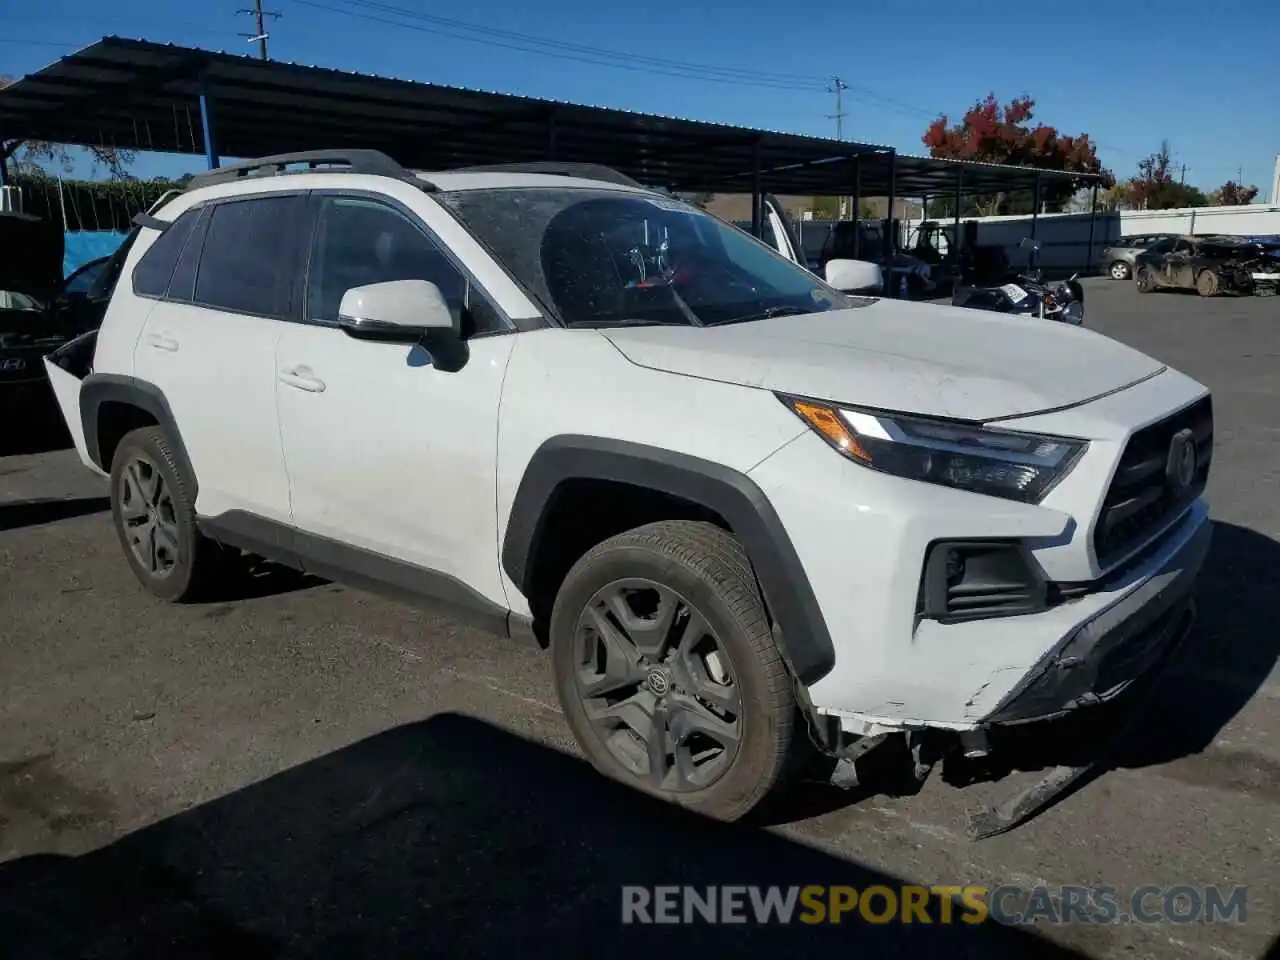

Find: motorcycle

[951,238,1085,325]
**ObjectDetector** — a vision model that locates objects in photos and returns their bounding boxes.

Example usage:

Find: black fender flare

[501,435,835,686]
[79,373,196,492]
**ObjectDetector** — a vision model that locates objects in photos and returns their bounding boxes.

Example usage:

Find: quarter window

[132,209,201,298]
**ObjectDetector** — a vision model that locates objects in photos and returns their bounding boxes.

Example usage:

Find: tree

[0,76,135,181]
[1115,141,1208,210]
[922,94,1114,214]
[1210,181,1259,206]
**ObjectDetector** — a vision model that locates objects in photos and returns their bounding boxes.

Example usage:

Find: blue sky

[3,0,1277,195]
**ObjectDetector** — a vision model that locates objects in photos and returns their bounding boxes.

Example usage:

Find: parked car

[46,151,1213,826]
[1100,234,1179,280]
[1133,235,1267,296]
[0,213,121,425]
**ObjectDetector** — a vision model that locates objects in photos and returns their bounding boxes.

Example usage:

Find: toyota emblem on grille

[1166,428,1197,491]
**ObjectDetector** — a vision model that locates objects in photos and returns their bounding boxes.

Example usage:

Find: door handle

[279,367,327,393]
[145,332,179,352]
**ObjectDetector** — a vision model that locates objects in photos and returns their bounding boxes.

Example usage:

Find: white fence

[901,205,1280,274]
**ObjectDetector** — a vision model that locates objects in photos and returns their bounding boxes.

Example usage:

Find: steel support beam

[851,156,861,259]
[199,76,220,169]
[953,168,963,255]
[750,138,762,238]
[1031,172,1042,238]
[1086,181,1099,274]
[885,149,898,295]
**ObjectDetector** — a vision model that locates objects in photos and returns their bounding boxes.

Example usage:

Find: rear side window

[194,195,303,317]
[132,209,201,298]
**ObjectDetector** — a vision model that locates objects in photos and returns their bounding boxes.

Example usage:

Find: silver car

[1101,234,1179,280]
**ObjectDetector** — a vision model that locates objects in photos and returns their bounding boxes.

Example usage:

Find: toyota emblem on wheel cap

[646,670,670,696]
[1166,428,1197,491]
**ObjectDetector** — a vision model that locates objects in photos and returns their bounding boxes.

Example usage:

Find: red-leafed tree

[1212,180,1259,206]
[923,94,1113,214]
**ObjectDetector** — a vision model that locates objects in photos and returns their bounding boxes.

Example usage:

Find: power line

[238,0,282,61]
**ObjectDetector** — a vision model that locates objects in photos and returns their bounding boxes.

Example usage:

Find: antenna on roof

[237,0,281,61]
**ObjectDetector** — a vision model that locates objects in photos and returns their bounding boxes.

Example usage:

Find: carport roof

[0,37,1102,197]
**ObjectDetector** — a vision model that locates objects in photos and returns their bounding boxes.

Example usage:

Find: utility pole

[238,0,281,61]
[825,77,849,219]
[1179,164,1186,185]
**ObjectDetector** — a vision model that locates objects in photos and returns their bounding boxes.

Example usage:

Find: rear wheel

[1109,260,1131,280]
[109,426,230,602]
[550,520,799,821]
[1196,269,1220,297]
[1136,267,1158,293]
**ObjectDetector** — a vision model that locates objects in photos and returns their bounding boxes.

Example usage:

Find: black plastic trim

[918,539,1047,623]
[501,435,836,685]
[78,374,196,489]
[199,510,516,638]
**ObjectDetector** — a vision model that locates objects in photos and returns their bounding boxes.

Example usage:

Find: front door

[1167,239,1195,287]
[275,191,516,606]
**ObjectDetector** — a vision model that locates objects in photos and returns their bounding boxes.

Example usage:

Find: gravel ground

[1,278,1277,959]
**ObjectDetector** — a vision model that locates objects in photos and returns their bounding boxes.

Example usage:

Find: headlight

[780,396,1087,503]
[1062,300,1084,325]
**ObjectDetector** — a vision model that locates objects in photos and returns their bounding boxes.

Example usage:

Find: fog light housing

[919,540,1047,623]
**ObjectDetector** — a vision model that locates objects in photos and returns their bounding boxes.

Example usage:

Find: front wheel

[1136,267,1158,293]
[550,520,800,821]
[1109,260,1131,280]
[1196,269,1220,297]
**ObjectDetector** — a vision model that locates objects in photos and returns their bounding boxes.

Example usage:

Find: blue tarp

[63,230,127,277]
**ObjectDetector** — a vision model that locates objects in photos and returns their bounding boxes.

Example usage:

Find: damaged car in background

[0,211,120,428]
[1133,234,1280,297]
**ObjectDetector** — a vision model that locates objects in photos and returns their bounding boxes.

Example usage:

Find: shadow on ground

[0,714,1090,959]
[0,403,72,458]
[0,496,110,533]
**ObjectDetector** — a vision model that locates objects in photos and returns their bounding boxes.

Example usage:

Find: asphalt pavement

[1,279,1278,959]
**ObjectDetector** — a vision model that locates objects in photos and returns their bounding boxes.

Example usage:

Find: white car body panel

[601,298,1165,421]
[275,323,517,607]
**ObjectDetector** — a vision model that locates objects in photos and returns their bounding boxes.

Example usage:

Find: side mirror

[824,258,883,294]
[337,279,456,342]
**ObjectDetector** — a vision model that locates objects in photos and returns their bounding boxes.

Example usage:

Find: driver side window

[305,196,503,337]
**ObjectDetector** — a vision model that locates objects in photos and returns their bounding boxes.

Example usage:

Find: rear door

[132,192,306,523]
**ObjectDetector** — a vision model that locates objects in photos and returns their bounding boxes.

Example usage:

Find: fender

[79,373,197,492]
[502,435,835,686]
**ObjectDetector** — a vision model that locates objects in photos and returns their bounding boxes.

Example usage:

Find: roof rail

[449,162,643,188]
[187,150,434,190]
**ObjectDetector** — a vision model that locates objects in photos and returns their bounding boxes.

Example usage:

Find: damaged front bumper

[985,512,1209,725]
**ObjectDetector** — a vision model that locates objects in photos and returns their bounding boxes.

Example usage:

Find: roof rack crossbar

[448,162,643,188]
[188,150,435,190]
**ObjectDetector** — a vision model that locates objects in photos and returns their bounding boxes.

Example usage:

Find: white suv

[45,151,1213,823]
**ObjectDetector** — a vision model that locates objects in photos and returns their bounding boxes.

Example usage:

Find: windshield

[437,187,864,327]
[0,291,44,313]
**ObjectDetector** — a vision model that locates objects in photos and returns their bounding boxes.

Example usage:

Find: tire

[109,426,230,602]
[550,519,799,821]
[1109,260,1131,280]
[1136,267,1158,293]
[1196,269,1219,297]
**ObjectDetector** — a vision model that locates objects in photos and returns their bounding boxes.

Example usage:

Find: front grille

[1094,396,1212,568]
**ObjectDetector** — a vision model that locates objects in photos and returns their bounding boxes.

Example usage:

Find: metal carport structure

[0,37,1103,266]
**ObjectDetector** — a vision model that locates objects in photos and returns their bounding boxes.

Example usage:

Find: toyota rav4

[44,151,1213,823]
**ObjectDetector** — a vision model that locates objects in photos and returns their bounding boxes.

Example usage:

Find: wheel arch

[502,435,836,686]
[79,373,196,494]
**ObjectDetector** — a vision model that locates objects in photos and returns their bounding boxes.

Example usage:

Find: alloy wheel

[1110,261,1129,280]
[572,578,742,792]
[118,455,180,578]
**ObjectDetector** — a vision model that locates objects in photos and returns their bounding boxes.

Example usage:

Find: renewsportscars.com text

[621,884,1249,926]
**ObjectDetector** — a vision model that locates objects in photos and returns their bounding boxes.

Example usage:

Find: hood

[601,299,1166,422]
[0,212,64,302]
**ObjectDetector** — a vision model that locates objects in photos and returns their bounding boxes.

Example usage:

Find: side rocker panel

[501,435,836,686]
